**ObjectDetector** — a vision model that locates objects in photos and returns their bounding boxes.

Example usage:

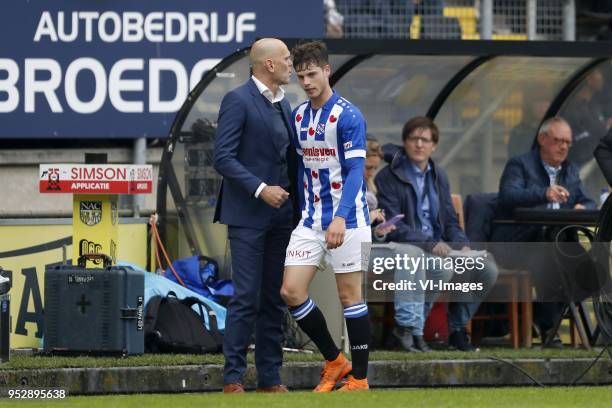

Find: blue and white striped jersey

[291,91,370,231]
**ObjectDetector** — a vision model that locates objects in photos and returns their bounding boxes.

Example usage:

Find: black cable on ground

[570,343,611,385]
[486,356,545,387]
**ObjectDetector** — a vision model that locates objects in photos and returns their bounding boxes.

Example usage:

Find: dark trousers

[223,200,292,387]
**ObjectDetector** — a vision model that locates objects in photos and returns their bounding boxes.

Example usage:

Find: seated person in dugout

[374,116,499,352]
[365,136,396,241]
[491,116,596,347]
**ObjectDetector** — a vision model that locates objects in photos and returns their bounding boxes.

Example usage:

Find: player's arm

[334,157,365,219]
[326,109,367,249]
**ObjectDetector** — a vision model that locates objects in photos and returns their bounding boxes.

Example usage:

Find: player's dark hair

[401,116,439,144]
[291,40,329,71]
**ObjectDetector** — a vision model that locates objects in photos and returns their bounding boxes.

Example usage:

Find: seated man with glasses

[375,116,498,352]
[491,116,596,347]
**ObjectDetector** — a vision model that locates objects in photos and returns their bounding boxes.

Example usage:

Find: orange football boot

[337,375,369,392]
[313,352,352,392]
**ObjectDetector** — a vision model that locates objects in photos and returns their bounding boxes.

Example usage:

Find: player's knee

[338,291,361,308]
[280,284,305,307]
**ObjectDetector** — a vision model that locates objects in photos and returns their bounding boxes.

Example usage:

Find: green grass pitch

[3,387,611,407]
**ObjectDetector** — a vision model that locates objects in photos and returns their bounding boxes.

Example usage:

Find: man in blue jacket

[494,117,595,240]
[375,116,498,351]
[491,116,596,347]
[213,38,297,393]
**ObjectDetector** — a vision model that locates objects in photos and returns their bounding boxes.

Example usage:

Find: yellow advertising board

[0,219,149,348]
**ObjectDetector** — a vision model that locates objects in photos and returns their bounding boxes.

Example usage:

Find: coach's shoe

[223,383,245,394]
[256,384,289,393]
[313,352,352,392]
[337,375,369,392]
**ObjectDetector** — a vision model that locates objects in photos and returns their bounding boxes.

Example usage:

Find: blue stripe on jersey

[361,180,370,225]
[299,104,311,141]
[319,168,333,229]
[303,168,315,228]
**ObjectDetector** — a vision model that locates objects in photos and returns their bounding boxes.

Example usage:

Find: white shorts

[284,225,372,273]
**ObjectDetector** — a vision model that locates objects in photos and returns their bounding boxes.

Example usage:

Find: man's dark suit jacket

[213,78,298,228]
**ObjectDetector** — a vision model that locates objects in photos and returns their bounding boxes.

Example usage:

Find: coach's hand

[326,216,346,249]
[260,186,289,208]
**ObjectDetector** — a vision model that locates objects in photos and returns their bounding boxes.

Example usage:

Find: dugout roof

[158,39,612,267]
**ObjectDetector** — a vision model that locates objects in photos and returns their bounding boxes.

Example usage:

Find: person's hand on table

[546,185,570,204]
[573,203,586,210]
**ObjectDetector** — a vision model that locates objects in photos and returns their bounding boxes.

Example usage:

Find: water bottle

[600,187,610,207]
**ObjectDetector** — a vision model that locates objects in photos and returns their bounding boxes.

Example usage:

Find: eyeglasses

[407,136,434,145]
[550,136,572,147]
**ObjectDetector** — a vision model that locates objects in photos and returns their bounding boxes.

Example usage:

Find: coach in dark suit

[214,38,296,393]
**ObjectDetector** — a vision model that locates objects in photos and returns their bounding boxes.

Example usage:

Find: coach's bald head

[250,39,284,68]
[250,38,292,91]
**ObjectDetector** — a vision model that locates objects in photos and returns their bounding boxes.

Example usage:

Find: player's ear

[323,64,331,77]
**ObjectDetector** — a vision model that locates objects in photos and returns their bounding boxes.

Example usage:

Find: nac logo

[79,201,102,226]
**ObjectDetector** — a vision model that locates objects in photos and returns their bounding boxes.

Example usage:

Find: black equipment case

[44,254,144,355]
[0,267,11,362]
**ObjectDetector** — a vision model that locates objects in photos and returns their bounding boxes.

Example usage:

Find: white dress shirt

[542,161,562,210]
[251,75,285,104]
